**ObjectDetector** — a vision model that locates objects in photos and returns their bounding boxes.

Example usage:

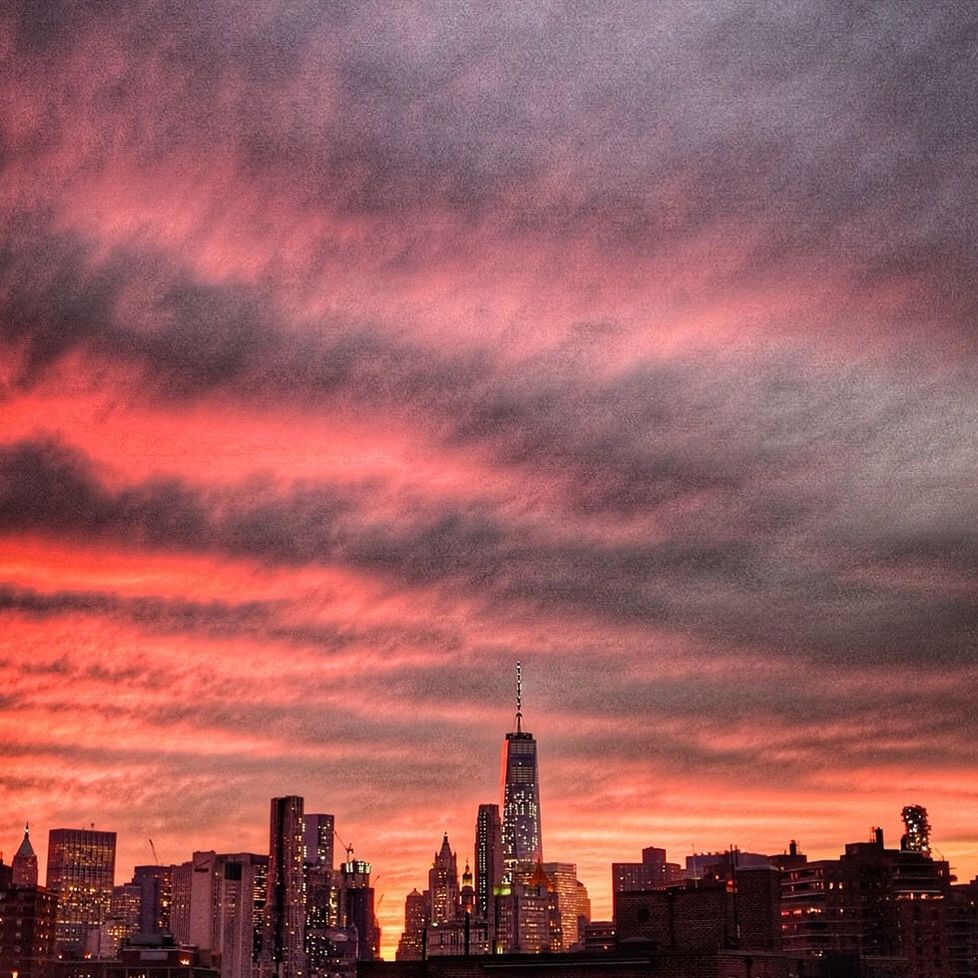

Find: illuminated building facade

[95,884,141,958]
[501,663,542,881]
[428,835,459,926]
[215,853,269,978]
[46,828,117,957]
[265,797,308,978]
[303,816,334,872]
[901,804,932,855]
[474,805,502,934]
[542,863,590,951]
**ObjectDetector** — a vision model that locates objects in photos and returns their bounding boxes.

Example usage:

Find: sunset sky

[2,1,977,959]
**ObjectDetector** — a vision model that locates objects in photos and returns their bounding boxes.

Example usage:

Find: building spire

[516,660,523,733]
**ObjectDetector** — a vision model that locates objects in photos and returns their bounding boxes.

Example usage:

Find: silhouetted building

[13,824,40,888]
[303,817,335,872]
[582,921,615,953]
[0,879,57,978]
[338,857,378,962]
[781,825,953,978]
[474,805,503,939]
[616,864,782,954]
[131,865,172,936]
[501,663,542,882]
[46,828,117,957]
[359,948,838,978]
[265,797,307,978]
[612,847,682,921]
[395,890,427,961]
[947,877,978,978]
[55,935,219,978]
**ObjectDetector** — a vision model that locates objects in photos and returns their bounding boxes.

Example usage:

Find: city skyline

[3,0,978,967]
[2,688,970,961]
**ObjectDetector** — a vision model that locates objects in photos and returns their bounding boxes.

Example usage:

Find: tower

[338,856,378,961]
[474,804,503,930]
[265,796,307,978]
[428,834,460,925]
[901,804,932,855]
[302,814,335,871]
[501,661,542,880]
[46,827,117,956]
[12,823,38,888]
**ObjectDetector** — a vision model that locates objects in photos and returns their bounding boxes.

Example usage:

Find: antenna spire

[516,660,523,733]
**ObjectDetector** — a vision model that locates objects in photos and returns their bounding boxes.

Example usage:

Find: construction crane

[333,828,354,863]
[148,839,161,865]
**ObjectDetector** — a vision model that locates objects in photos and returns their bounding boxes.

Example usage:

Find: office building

[265,797,307,978]
[216,853,269,978]
[474,805,502,933]
[46,828,117,957]
[501,662,542,880]
[0,877,57,978]
[131,865,172,936]
[542,863,590,951]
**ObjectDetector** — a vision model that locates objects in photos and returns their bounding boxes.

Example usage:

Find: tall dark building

[0,878,57,978]
[475,804,503,928]
[265,796,307,978]
[46,827,117,956]
[12,824,39,888]
[501,662,542,880]
[338,857,379,962]
[303,815,335,871]
[132,865,173,935]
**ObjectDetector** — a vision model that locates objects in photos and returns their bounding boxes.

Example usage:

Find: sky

[2,0,978,960]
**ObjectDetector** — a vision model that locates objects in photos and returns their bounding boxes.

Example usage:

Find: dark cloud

[2,417,977,671]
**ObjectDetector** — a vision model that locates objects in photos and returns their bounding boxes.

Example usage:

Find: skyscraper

[265,796,307,978]
[216,853,269,978]
[542,863,590,951]
[46,827,117,956]
[428,834,460,925]
[338,856,379,961]
[132,864,173,935]
[501,662,542,880]
[303,815,335,871]
[474,804,503,930]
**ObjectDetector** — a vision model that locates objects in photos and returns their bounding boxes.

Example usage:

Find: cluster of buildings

[4,666,978,978]
[0,801,379,978]
[396,665,589,958]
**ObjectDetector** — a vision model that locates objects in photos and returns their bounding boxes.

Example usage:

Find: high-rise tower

[46,827,117,956]
[501,661,542,879]
[475,804,503,924]
[428,834,460,925]
[265,796,307,978]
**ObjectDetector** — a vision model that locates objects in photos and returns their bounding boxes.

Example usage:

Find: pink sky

[2,1,978,959]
